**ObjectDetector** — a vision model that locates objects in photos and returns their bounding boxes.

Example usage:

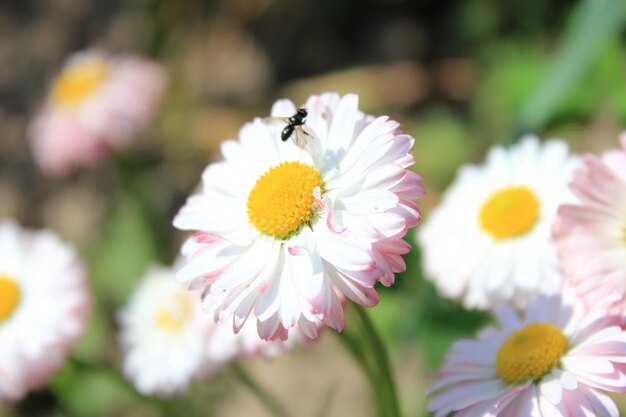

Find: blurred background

[0,0,625,416]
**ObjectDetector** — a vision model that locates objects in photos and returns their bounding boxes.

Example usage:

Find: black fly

[263,108,311,148]
[281,108,308,142]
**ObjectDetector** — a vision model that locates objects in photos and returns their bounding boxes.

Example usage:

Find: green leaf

[516,0,626,135]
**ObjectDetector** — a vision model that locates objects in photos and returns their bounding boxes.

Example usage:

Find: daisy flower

[0,219,90,403]
[418,136,576,309]
[28,49,166,177]
[119,266,218,396]
[428,289,626,417]
[553,133,626,310]
[119,265,301,396]
[173,93,423,340]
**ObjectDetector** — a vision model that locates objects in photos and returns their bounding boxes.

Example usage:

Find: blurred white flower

[119,265,303,396]
[174,93,423,340]
[418,136,577,309]
[0,219,90,403]
[28,49,167,177]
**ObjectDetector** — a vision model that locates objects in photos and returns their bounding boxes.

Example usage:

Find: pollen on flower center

[0,275,21,323]
[247,161,323,239]
[154,292,194,332]
[479,186,540,239]
[496,322,568,385]
[51,57,108,108]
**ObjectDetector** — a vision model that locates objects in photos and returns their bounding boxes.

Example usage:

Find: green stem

[353,305,402,417]
[335,324,386,417]
[230,362,291,417]
[336,304,402,417]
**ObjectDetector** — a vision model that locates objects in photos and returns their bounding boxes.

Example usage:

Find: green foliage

[411,108,480,189]
[517,0,626,134]
[89,192,160,306]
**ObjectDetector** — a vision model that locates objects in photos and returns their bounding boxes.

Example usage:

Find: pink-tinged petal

[428,380,508,412]
[314,230,373,272]
[361,164,407,191]
[175,242,238,284]
[339,135,396,181]
[254,271,282,322]
[367,212,407,238]
[321,289,345,331]
[256,314,286,341]
[572,327,626,356]
[325,202,348,234]
[296,316,320,340]
[277,263,302,328]
[210,241,275,293]
[584,388,619,417]
[329,270,380,307]
[428,367,496,394]
[562,356,615,375]
[394,169,424,196]
[231,289,258,332]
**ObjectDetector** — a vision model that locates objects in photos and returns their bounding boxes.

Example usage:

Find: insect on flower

[263,107,311,148]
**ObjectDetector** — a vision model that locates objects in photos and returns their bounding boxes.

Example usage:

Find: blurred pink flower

[0,219,90,403]
[428,289,626,417]
[174,93,423,341]
[553,134,626,311]
[28,50,167,177]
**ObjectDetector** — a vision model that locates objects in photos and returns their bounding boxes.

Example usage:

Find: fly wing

[292,126,311,149]
[261,116,290,126]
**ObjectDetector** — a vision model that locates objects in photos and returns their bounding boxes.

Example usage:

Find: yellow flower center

[479,186,540,239]
[51,56,108,108]
[0,275,21,323]
[496,323,569,385]
[154,292,194,332]
[247,161,323,239]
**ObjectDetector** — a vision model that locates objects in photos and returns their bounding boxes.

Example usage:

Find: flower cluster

[12,37,626,416]
[422,134,626,416]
